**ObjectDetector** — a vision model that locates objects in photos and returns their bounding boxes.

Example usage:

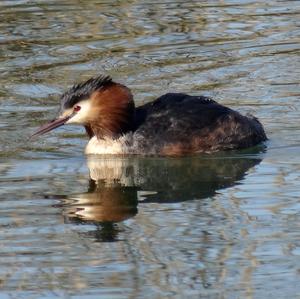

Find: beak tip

[30,116,70,138]
[29,133,38,140]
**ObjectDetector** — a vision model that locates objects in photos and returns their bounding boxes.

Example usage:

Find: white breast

[85,134,134,155]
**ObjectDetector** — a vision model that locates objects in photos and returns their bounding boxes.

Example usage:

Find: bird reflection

[62,148,264,241]
[65,179,138,223]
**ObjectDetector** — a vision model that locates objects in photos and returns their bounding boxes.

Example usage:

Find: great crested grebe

[32,75,267,155]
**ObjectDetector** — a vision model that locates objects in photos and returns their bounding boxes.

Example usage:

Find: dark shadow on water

[60,146,265,242]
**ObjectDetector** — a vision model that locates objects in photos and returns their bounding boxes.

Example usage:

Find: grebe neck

[85,82,135,140]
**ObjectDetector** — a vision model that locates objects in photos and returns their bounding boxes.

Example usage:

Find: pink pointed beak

[31,114,73,138]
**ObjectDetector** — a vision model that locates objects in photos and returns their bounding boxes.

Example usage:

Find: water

[0,0,300,298]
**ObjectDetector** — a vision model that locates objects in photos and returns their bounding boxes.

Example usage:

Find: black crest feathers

[60,75,113,109]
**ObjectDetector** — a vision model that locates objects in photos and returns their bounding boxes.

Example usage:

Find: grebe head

[32,75,135,139]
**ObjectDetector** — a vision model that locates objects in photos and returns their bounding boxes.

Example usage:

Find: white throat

[85,134,134,155]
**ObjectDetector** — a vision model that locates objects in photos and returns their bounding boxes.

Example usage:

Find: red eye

[74,105,81,112]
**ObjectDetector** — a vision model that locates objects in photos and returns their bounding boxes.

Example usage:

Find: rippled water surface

[0,0,300,298]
